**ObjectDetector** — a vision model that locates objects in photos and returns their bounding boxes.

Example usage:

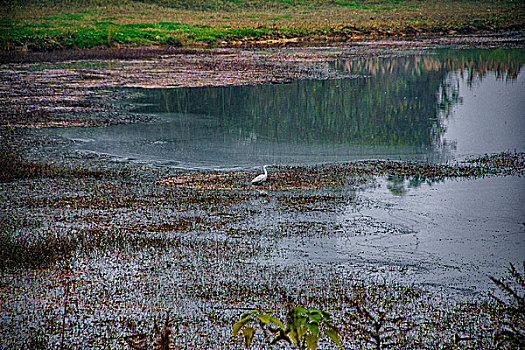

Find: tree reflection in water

[130,48,523,168]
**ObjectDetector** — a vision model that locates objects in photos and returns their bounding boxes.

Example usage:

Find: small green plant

[334,1,372,10]
[489,262,525,348]
[42,12,85,21]
[232,306,343,349]
[268,14,293,21]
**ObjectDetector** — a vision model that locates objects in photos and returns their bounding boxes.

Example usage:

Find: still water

[271,175,525,298]
[50,48,525,170]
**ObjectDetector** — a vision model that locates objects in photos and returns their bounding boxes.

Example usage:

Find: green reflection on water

[132,48,524,152]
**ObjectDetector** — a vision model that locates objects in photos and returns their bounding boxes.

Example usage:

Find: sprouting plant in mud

[346,284,415,349]
[124,312,171,350]
[489,262,525,348]
[348,301,411,350]
[232,306,343,349]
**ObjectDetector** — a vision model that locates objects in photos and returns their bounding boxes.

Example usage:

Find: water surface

[47,48,525,170]
[271,175,525,298]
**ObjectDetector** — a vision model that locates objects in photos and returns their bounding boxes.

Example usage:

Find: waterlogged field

[1,45,525,349]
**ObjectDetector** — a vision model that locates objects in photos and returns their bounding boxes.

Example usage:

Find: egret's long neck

[263,166,268,176]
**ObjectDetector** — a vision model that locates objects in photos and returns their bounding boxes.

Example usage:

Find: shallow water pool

[269,175,525,298]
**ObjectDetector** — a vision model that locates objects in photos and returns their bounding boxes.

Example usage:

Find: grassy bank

[1,0,524,51]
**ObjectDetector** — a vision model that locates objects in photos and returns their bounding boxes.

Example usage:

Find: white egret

[251,165,268,185]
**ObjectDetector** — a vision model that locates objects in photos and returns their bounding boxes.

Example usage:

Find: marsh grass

[124,312,172,350]
[0,149,59,182]
[346,283,419,349]
[0,146,107,182]
[0,228,77,269]
[0,147,109,269]
[228,280,505,349]
[489,263,525,348]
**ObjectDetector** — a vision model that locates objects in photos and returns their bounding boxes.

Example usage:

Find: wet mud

[2,147,523,348]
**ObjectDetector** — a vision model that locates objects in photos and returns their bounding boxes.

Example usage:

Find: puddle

[43,48,525,170]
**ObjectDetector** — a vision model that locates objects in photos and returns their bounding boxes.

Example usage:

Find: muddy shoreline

[1,36,525,349]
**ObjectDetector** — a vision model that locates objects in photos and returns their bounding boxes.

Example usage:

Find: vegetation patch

[147,217,204,232]
[0,228,77,269]
[1,0,523,51]
[0,148,61,182]
[232,306,343,349]
[334,1,373,10]
[160,153,525,191]
[489,263,525,348]
[0,148,107,182]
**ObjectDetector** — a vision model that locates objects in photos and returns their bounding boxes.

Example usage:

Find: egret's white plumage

[251,165,268,185]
